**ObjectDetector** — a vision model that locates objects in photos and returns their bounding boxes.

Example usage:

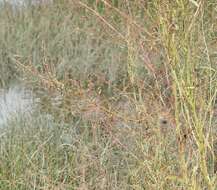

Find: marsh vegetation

[0,0,217,189]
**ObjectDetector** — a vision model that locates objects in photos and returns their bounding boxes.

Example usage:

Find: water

[0,0,52,8]
[0,86,35,126]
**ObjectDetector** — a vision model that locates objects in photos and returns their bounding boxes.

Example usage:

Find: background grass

[0,0,217,189]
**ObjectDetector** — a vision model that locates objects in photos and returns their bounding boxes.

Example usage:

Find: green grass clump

[0,0,217,189]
